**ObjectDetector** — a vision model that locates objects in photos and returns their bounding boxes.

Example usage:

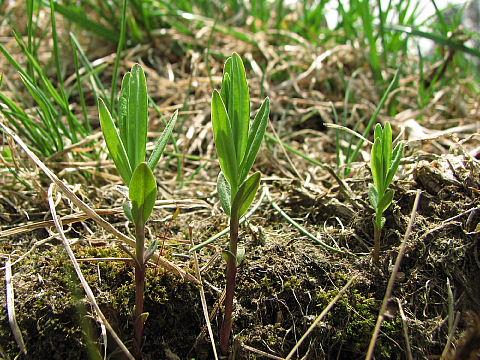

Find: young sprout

[98,64,177,359]
[369,121,404,263]
[211,53,270,355]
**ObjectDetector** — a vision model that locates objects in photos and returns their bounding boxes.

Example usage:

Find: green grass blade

[69,32,108,101]
[110,0,128,109]
[48,1,118,42]
[389,25,480,58]
[70,36,89,131]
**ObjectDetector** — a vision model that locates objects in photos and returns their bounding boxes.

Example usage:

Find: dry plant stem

[440,311,461,360]
[47,184,135,360]
[285,276,357,360]
[220,213,239,355]
[396,298,413,360]
[133,222,146,359]
[5,258,27,354]
[365,190,421,360]
[373,223,381,264]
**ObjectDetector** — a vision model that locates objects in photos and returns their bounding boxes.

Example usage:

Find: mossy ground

[1,162,478,359]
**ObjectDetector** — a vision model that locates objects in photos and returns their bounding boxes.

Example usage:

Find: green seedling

[98,64,177,359]
[368,121,403,263]
[211,53,269,355]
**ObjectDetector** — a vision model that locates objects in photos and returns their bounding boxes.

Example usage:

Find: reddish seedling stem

[220,214,239,355]
[373,223,381,264]
[133,222,146,359]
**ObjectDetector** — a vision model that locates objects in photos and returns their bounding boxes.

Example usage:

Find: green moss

[0,244,201,359]
[316,288,402,358]
[283,275,302,290]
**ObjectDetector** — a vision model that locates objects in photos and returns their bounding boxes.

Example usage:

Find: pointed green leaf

[230,53,250,162]
[223,56,232,78]
[239,97,269,182]
[98,98,132,184]
[217,172,231,216]
[232,172,261,218]
[374,122,383,142]
[222,249,235,263]
[125,64,148,170]
[385,142,404,188]
[123,201,133,222]
[382,122,393,170]
[378,189,394,214]
[129,162,157,225]
[220,72,230,106]
[119,71,131,146]
[211,90,238,189]
[370,137,383,194]
[147,110,178,170]
[368,184,378,209]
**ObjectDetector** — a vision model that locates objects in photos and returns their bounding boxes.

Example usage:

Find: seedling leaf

[147,110,178,170]
[232,172,261,218]
[119,71,131,147]
[378,189,395,217]
[123,201,134,222]
[211,90,238,189]
[222,249,235,263]
[385,142,404,187]
[98,98,132,184]
[382,122,393,170]
[125,64,148,170]
[229,53,250,161]
[129,162,157,225]
[368,185,378,208]
[217,172,232,216]
[370,137,383,193]
[239,97,269,182]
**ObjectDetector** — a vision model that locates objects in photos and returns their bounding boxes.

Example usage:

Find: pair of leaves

[218,171,261,218]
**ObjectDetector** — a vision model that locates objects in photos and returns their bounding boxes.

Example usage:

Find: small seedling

[211,53,269,355]
[368,121,403,263]
[98,64,177,359]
